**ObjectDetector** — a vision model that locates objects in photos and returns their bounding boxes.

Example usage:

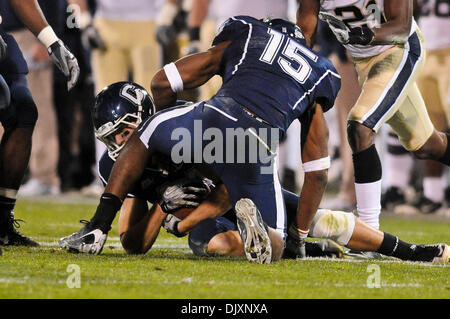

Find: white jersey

[208,0,289,28]
[417,0,450,50]
[95,0,165,21]
[320,0,417,58]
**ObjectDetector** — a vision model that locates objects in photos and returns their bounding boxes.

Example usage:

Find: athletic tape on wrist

[163,62,184,93]
[37,26,59,48]
[302,156,330,172]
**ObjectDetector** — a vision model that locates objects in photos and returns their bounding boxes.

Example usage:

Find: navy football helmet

[263,18,307,45]
[92,81,155,160]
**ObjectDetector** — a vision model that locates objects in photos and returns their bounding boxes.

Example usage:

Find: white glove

[48,40,80,91]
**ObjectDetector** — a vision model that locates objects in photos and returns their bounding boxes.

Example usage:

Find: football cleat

[410,243,449,263]
[0,212,39,247]
[395,195,442,215]
[345,250,385,259]
[235,198,272,264]
[381,186,405,211]
[59,220,108,255]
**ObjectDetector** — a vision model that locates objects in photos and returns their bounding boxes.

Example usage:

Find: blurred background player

[382,0,450,215]
[0,0,79,246]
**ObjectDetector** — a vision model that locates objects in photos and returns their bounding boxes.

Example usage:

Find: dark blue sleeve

[314,60,341,112]
[98,152,112,187]
[212,16,253,46]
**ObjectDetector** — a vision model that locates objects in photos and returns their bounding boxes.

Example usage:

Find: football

[172,207,195,220]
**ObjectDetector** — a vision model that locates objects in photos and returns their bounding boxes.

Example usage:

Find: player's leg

[347,30,426,230]
[0,74,38,246]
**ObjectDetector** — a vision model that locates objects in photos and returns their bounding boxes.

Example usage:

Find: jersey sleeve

[314,60,341,112]
[212,16,252,46]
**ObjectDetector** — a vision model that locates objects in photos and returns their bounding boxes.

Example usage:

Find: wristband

[302,156,330,172]
[188,27,200,41]
[163,62,184,93]
[171,220,185,238]
[37,26,59,48]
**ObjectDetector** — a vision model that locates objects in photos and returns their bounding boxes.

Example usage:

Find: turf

[0,199,448,299]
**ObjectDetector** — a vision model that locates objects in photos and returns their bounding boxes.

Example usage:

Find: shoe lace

[80,219,90,225]
[11,218,25,230]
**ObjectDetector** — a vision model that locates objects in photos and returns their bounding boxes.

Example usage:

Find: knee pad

[310,209,356,246]
[0,74,11,111]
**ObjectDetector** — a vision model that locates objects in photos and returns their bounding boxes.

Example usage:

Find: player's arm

[288,104,329,257]
[296,0,320,47]
[151,41,230,110]
[177,183,231,234]
[370,0,413,45]
[8,0,80,90]
[186,0,211,53]
[119,197,166,254]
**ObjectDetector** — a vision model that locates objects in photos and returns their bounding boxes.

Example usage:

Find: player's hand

[0,35,7,62]
[319,11,374,45]
[157,177,210,214]
[156,25,177,47]
[162,214,186,237]
[285,225,307,259]
[81,24,106,51]
[48,40,80,91]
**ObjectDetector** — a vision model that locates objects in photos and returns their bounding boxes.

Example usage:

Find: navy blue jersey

[98,151,196,203]
[213,16,341,133]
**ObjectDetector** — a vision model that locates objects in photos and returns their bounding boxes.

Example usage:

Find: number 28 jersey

[212,16,341,135]
[320,0,418,58]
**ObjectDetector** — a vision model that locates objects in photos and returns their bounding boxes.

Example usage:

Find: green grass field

[0,197,449,299]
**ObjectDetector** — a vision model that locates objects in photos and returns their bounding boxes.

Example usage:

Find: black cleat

[284,240,344,259]
[59,220,108,255]
[409,243,449,263]
[395,195,442,215]
[381,186,405,211]
[0,212,39,247]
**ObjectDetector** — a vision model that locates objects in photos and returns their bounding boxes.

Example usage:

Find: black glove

[347,25,374,45]
[48,40,80,91]
[285,225,307,259]
[157,177,210,214]
[156,25,177,47]
[81,24,106,51]
[0,35,7,62]
[162,214,186,237]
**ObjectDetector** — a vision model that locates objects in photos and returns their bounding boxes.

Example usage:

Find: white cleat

[235,198,272,264]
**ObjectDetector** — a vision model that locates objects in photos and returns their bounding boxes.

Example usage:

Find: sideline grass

[0,200,448,299]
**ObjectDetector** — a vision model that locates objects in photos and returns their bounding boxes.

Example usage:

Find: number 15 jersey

[212,16,341,135]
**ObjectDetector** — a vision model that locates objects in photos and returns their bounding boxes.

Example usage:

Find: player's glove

[162,214,186,237]
[319,11,374,45]
[81,24,106,51]
[285,224,307,259]
[157,177,211,214]
[0,35,7,62]
[48,40,80,91]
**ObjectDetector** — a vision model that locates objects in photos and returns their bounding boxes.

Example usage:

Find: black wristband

[188,27,200,41]
[90,193,123,232]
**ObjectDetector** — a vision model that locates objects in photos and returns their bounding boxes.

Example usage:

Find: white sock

[355,180,382,229]
[284,120,301,171]
[384,153,413,191]
[423,177,444,203]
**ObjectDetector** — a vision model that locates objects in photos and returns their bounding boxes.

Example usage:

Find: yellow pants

[416,47,450,131]
[92,18,161,93]
[349,29,434,151]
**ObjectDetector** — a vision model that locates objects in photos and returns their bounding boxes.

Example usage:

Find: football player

[60,81,449,263]
[0,0,79,247]
[382,0,450,214]
[60,17,341,264]
[296,0,450,231]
